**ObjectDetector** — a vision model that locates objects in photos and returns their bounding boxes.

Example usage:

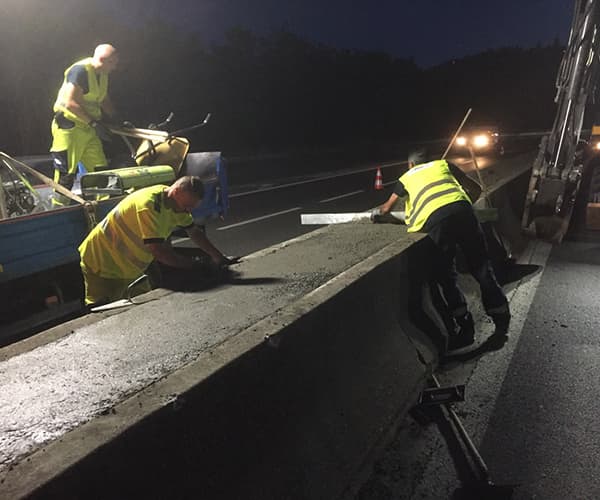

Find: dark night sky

[104,0,573,67]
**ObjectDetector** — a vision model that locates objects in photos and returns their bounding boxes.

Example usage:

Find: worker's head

[168,176,204,213]
[93,44,119,74]
[407,148,427,169]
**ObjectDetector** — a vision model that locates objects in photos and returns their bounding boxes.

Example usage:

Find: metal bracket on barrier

[418,384,465,406]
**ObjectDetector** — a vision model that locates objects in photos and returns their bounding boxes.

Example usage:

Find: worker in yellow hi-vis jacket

[50,44,119,206]
[375,149,510,351]
[79,176,235,307]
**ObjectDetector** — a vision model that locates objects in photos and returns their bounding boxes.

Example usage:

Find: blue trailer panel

[0,199,119,284]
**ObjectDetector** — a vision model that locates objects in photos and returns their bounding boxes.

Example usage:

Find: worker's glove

[90,120,113,142]
[370,208,382,223]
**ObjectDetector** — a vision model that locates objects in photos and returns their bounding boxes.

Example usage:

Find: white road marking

[216,207,302,231]
[177,161,405,234]
[230,162,405,198]
[319,190,364,203]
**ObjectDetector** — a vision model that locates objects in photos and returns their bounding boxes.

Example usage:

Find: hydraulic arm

[522,0,600,242]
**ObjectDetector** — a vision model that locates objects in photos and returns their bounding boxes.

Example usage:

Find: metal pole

[442,108,472,159]
[468,146,489,205]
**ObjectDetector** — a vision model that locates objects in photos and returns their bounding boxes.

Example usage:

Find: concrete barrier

[1,230,443,500]
[0,161,531,500]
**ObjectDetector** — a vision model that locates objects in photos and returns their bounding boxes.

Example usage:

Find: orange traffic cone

[374,167,383,190]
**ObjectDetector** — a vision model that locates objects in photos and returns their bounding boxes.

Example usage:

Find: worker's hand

[370,208,382,223]
[90,120,113,142]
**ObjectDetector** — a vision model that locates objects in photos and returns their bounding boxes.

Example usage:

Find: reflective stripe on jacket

[53,58,108,126]
[399,159,471,232]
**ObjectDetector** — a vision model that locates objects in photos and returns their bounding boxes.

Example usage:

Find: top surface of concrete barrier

[0,221,422,478]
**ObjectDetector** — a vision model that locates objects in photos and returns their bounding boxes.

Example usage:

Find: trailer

[0,115,228,342]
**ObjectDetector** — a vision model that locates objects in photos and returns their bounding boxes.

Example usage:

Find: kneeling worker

[79,176,232,307]
[375,149,510,350]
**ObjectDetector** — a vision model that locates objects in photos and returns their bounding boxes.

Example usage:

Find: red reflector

[45,295,59,306]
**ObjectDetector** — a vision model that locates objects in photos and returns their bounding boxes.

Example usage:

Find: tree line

[0,3,564,158]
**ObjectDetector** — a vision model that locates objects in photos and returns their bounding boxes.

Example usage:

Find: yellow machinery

[80,165,176,199]
[79,113,200,199]
[80,113,225,223]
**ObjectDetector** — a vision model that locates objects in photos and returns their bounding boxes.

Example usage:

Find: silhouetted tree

[0,4,564,159]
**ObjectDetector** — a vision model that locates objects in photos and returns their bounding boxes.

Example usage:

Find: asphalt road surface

[196,159,406,258]
[193,151,525,259]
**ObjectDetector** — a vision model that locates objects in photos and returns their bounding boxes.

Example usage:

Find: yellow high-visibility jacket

[79,185,193,280]
[53,58,108,126]
[399,159,471,232]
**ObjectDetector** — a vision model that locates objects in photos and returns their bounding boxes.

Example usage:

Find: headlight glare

[473,134,490,148]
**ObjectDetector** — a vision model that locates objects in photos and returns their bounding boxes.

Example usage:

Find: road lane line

[319,190,364,203]
[216,207,302,231]
[230,162,406,198]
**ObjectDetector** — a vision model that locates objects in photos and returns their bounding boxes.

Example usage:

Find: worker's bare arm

[56,83,95,125]
[186,226,226,265]
[146,241,195,269]
[379,192,400,214]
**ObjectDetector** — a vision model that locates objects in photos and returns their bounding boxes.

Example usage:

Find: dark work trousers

[427,205,508,318]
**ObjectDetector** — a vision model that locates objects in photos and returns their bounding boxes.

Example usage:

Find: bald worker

[79,176,235,307]
[50,44,119,206]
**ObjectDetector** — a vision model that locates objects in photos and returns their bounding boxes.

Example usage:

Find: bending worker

[375,149,510,350]
[50,44,118,206]
[79,176,233,307]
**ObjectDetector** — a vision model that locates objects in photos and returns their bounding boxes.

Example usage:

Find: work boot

[447,312,475,351]
[491,312,511,337]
